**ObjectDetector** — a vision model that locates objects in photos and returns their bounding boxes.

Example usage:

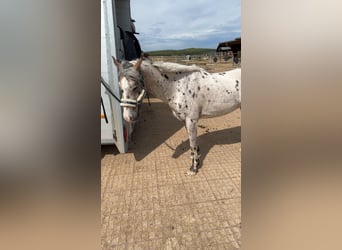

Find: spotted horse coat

[113,57,241,175]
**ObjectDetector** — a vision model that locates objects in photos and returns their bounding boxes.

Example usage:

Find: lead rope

[146,91,151,106]
[101,76,121,103]
[140,71,151,106]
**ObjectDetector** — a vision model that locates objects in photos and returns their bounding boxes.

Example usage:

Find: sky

[130,0,240,52]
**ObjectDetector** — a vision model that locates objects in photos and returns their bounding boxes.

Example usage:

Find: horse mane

[151,61,201,74]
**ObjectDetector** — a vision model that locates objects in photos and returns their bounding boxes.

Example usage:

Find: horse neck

[140,62,174,103]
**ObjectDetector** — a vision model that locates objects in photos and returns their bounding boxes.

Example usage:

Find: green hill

[146,48,216,56]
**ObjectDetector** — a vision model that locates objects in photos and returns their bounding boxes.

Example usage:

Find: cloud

[131,0,240,51]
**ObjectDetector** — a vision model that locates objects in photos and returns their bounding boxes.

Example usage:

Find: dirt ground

[101,63,241,249]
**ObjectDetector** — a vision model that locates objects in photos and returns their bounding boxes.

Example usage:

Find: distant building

[216,37,241,64]
[216,37,241,54]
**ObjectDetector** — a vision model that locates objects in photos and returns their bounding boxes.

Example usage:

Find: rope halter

[120,88,146,108]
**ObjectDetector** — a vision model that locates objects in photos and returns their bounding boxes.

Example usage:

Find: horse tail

[235,68,242,106]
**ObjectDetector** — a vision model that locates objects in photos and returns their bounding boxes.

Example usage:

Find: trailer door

[101,0,128,153]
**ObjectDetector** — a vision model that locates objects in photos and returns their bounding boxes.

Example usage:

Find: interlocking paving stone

[208,179,240,200]
[102,98,241,249]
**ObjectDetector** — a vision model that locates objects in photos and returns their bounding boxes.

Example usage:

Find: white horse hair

[152,61,201,73]
[113,56,241,175]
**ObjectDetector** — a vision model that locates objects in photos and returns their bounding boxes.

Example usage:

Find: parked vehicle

[101,0,142,153]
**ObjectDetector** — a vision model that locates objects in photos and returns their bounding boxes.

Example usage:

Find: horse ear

[134,57,143,70]
[112,56,120,68]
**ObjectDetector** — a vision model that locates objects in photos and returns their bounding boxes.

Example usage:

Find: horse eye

[132,86,139,92]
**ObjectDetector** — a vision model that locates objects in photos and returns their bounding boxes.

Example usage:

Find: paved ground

[101,97,241,249]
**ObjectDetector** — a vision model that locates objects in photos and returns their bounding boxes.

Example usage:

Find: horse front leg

[185,117,201,175]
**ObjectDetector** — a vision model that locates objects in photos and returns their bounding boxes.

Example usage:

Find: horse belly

[199,74,241,118]
[201,101,239,118]
[200,87,240,117]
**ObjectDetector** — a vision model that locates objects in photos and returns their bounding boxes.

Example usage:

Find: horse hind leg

[185,117,201,175]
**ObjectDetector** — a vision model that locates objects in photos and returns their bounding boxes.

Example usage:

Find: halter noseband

[120,88,146,108]
[101,76,146,108]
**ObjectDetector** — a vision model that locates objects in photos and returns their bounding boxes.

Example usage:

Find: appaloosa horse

[113,56,241,175]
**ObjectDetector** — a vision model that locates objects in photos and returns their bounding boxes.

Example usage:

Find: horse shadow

[102,100,241,164]
[172,126,241,164]
[100,101,184,161]
[101,145,119,159]
[130,100,241,163]
[128,101,184,161]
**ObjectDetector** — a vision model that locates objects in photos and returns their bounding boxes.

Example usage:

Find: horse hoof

[187,166,198,176]
[187,170,197,176]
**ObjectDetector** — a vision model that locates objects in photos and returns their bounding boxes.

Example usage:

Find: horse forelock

[118,60,142,83]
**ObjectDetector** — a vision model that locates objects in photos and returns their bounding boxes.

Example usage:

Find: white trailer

[101,0,141,153]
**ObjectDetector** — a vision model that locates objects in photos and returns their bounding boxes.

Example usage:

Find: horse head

[112,56,145,122]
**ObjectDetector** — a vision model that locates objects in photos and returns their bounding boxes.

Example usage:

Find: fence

[149,52,241,67]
